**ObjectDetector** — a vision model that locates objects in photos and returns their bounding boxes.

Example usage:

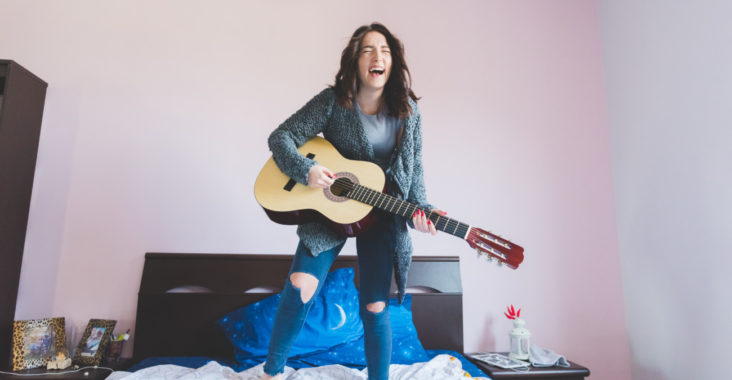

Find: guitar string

[345,183,465,235]
[330,180,514,263]
[331,180,469,238]
[329,180,517,265]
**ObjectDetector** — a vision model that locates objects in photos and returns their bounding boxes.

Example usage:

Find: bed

[107,252,489,379]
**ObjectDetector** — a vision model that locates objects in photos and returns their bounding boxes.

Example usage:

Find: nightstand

[0,358,132,380]
[466,352,590,379]
[0,367,111,380]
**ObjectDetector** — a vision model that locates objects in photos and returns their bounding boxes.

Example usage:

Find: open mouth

[368,67,385,77]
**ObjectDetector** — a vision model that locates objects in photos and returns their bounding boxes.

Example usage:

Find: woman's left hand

[413,209,448,235]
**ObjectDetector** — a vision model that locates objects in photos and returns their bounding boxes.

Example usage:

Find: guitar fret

[370,190,380,206]
[435,215,445,230]
[363,188,372,204]
[352,185,363,202]
[371,191,379,206]
[443,219,453,233]
[373,190,382,207]
[378,193,387,208]
[365,188,376,205]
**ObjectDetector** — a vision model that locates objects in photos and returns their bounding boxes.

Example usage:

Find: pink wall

[2,1,629,378]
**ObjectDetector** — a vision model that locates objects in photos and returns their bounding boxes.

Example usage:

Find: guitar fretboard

[346,184,470,238]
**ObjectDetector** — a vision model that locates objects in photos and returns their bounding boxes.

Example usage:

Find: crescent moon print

[331,303,347,330]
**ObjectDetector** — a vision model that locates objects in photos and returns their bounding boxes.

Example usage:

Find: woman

[261,23,444,380]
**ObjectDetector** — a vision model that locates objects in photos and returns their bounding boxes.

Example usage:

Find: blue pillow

[294,295,429,366]
[388,295,430,364]
[217,268,363,360]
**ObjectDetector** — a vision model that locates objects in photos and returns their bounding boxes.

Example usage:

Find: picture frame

[11,317,67,370]
[72,319,116,366]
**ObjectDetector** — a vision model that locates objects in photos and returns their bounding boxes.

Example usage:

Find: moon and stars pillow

[216,267,364,360]
[292,294,430,366]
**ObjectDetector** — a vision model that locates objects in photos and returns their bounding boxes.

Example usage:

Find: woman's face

[357,31,392,93]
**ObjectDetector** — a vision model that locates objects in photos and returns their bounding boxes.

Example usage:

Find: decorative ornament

[505,304,530,360]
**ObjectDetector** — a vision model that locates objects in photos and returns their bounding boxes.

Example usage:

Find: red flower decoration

[504,304,522,320]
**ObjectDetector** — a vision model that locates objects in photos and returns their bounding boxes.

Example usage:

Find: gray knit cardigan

[268,87,432,303]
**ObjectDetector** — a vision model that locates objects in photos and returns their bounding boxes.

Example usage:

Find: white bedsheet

[105,354,487,379]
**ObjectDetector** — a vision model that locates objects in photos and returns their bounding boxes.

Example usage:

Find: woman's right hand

[307,165,337,189]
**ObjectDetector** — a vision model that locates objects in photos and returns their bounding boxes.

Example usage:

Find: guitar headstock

[466,227,524,269]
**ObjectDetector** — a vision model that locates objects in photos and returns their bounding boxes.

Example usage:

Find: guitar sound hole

[325,172,358,202]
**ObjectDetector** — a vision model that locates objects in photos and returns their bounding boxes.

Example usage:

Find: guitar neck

[347,184,470,239]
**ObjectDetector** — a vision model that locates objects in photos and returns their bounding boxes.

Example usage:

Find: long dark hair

[333,23,419,119]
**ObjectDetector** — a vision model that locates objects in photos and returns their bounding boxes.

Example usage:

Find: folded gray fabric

[529,345,570,367]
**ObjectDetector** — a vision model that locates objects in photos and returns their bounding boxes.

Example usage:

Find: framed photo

[73,319,116,366]
[11,317,66,370]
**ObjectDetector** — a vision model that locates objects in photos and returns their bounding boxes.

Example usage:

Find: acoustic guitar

[254,137,524,269]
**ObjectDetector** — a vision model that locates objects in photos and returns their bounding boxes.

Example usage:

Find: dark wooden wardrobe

[0,60,47,369]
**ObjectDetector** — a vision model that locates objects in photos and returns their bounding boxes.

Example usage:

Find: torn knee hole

[289,272,318,303]
[366,302,386,313]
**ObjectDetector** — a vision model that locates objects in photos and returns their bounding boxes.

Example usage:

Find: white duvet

[105,354,487,379]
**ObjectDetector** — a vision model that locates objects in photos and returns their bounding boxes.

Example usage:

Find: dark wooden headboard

[132,253,463,362]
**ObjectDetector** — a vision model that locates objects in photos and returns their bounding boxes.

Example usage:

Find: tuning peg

[496,261,504,267]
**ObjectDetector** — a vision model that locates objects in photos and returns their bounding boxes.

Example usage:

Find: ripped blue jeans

[263,220,394,380]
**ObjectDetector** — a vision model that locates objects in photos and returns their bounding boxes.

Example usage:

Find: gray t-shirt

[356,102,404,169]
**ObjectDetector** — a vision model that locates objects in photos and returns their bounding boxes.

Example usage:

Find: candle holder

[505,305,530,360]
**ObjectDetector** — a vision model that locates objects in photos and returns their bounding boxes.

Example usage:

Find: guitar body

[254,137,385,237]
